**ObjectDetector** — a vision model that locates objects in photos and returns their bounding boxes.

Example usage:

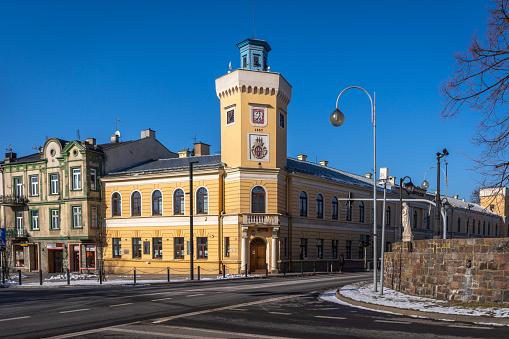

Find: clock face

[227,110,235,124]
[253,109,264,124]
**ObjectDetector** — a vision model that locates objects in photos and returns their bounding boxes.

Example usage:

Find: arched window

[131,191,141,216]
[385,206,391,226]
[197,187,208,214]
[359,201,365,222]
[174,189,185,215]
[152,190,162,216]
[331,196,338,220]
[316,194,324,219]
[457,217,461,233]
[112,192,121,216]
[345,201,352,221]
[413,210,418,228]
[251,186,266,213]
[299,191,308,217]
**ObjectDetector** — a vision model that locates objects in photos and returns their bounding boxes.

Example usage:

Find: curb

[335,291,509,325]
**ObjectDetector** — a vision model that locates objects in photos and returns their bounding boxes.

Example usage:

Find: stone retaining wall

[383,238,509,302]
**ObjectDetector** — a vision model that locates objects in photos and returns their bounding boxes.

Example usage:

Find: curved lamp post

[399,176,415,242]
[330,86,377,292]
[421,166,448,197]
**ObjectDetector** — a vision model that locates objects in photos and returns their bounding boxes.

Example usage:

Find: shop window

[15,246,24,267]
[174,237,184,259]
[85,245,96,268]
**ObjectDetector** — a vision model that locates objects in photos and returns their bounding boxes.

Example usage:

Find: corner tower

[215,39,292,169]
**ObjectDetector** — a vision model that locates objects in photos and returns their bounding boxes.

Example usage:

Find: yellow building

[101,39,506,275]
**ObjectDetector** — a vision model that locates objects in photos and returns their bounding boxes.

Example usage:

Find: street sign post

[0,228,6,247]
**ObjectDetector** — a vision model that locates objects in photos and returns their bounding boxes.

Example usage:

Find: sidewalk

[328,281,509,326]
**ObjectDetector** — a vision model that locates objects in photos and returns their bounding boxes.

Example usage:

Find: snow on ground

[321,281,509,320]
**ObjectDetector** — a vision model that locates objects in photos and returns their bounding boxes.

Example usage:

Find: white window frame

[72,168,81,190]
[73,206,82,228]
[30,176,39,196]
[50,174,59,194]
[14,178,23,197]
[31,210,39,230]
[51,209,59,230]
[90,168,97,190]
[16,211,23,235]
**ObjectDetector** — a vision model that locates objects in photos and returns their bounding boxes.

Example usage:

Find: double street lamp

[330,86,378,292]
[432,149,449,238]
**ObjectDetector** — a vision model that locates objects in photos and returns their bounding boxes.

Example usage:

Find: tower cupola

[236,38,271,71]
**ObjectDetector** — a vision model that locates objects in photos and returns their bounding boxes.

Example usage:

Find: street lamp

[421,166,448,197]
[434,149,449,238]
[330,86,378,292]
[398,176,415,242]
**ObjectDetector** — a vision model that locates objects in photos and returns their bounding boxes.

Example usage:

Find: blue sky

[0,0,493,200]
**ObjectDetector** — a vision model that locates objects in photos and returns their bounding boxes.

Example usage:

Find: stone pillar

[271,227,279,273]
[241,227,248,273]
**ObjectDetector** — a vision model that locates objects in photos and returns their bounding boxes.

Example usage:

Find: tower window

[243,55,247,68]
[279,112,285,129]
[254,54,260,67]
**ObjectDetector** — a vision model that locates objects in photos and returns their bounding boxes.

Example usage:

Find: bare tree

[441,0,509,189]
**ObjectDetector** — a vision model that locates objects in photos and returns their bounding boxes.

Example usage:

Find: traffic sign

[0,228,6,247]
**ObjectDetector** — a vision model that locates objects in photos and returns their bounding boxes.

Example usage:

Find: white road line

[447,324,493,329]
[59,309,90,314]
[0,315,31,322]
[151,297,173,302]
[109,303,133,307]
[152,294,305,323]
[268,311,292,315]
[374,320,411,324]
[314,315,347,320]
[186,293,205,297]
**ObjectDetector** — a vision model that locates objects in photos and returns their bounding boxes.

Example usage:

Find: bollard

[265,263,268,277]
[331,261,333,274]
[327,261,330,273]
[134,268,136,285]
[198,266,201,281]
[167,267,170,283]
[66,268,70,285]
[18,270,22,285]
[245,264,248,277]
[283,262,286,276]
[313,261,316,274]
[301,261,303,275]
[39,270,42,285]
[223,264,226,279]
[99,267,103,285]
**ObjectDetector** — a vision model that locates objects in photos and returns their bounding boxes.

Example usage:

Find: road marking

[151,297,173,302]
[374,320,411,324]
[153,294,305,323]
[110,303,133,307]
[268,311,292,315]
[0,316,30,322]
[447,324,493,329]
[59,309,90,314]
[314,315,347,320]
[186,293,205,297]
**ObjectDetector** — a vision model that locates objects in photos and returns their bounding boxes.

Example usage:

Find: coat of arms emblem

[251,137,268,159]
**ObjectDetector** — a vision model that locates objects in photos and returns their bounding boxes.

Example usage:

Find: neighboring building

[0,129,176,273]
[480,187,509,236]
[101,38,506,275]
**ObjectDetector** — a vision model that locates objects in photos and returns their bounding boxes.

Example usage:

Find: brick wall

[383,238,509,302]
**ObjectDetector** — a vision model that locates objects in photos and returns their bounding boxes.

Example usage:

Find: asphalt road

[0,272,507,338]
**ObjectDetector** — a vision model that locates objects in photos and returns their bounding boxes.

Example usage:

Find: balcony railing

[5,228,28,238]
[0,195,28,205]
[242,213,280,226]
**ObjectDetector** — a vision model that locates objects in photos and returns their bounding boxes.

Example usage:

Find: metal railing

[5,228,28,238]
[242,213,280,225]
[0,195,28,205]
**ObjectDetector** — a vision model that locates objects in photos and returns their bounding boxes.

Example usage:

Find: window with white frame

[72,206,82,228]
[90,168,97,190]
[72,168,81,190]
[14,178,22,198]
[15,211,23,235]
[31,210,39,230]
[50,174,59,194]
[30,176,39,196]
[51,209,59,229]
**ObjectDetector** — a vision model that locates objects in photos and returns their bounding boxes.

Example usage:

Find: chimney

[4,152,16,164]
[86,138,96,146]
[453,194,459,199]
[319,160,328,167]
[110,135,119,143]
[388,177,396,185]
[297,154,307,161]
[193,142,210,156]
[178,148,191,158]
[365,173,372,179]
[141,129,156,139]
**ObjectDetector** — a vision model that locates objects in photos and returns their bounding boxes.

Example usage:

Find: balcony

[242,213,280,226]
[5,228,28,238]
[0,195,28,206]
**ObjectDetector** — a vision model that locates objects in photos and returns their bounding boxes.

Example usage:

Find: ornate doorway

[250,238,266,272]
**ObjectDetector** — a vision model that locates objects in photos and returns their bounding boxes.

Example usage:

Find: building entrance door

[73,247,80,272]
[249,238,266,272]
[48,249,63,273]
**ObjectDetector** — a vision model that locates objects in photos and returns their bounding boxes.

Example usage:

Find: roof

[106,154,223,176]
[441,195,500,216]
[1,152,42,165]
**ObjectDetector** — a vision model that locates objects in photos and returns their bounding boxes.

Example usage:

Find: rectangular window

[346,240,352,259]
[358,241,365,259]
[132,238,142,258]
[91,206,99,228]
[72,168,81,190]
[50,174,59,194]
[279,112,285,129]
[197,237,208,259]
[85,245,96,268]
[51,209,59,229]
[15,245,24,267]
[316,239,324,259]
[30,176,39,196]
[332,240,338,259]
[14,177,22,198]
[346,201,353,221]
[31,210,39,230]
[112,238,122,258]
[243,55,247,68]
[153,238,162,259]
[253,54,260,67]
[224,237,230,257]
[15,211,23,236]
[72,206,82,228]
[90,168,97,190]
[174,237,184,259]
[300,238,308,259]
